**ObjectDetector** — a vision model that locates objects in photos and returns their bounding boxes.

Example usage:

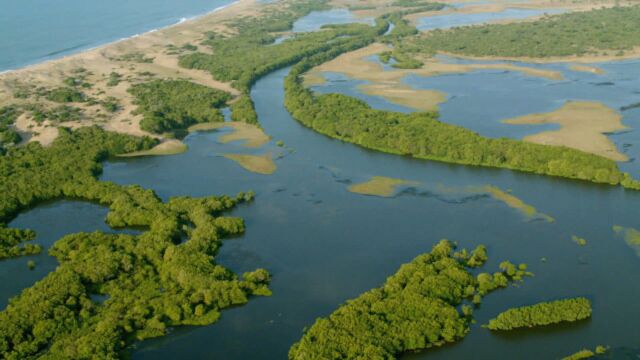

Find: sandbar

[118,139,187,157]
[189,121,271,148]
[348,176,418,197]
[504,101,627,161]
[305,43,564,113]
[569,64,604,74]
[224,153,276,174]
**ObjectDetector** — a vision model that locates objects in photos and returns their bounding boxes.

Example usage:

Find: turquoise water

[0,0,236,71]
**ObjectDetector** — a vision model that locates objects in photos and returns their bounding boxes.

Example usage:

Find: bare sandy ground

[119,139,188,157]
[305,43,564,112]
[348,176,418,197]
[0,0,260,146]
[359,83,446,112]
[504,101,628,161]
[189,122,271,148]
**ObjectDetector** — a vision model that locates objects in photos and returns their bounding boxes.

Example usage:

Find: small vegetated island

[486,297,592,331]
[288,240,531,359]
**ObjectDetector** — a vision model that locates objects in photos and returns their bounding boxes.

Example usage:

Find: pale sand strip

[569,64,604,74]
[119,140,188,157]
[224,153,276,174]
[348,176,418,197]
[504,101,628,162]
[304,43,563,113]
[189,121,271,148]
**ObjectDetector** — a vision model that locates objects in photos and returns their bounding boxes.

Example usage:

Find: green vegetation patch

[486,297,592,330]
[404,6,640,58]
[128,79,231,135]
[286,53,640,188]
[25,103,84,123]
[562,346,607,360]
[0,106,23,152]
[613,225,640,257]
[0,127,270,358]
[112,52,154,63]
[45,87,86,103]
[289,240,529,359]
[0,127,156,258]
[178,0,389,123]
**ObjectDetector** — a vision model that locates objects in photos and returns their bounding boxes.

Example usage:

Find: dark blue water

[0,0,236,71]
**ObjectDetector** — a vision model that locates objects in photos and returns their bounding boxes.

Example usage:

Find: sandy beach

[0,0,261,145]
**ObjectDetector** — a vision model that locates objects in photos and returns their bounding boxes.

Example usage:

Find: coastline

[0,0,242,75]
[0,0,260,143]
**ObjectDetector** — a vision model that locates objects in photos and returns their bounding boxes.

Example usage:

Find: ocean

[0,0,237,72]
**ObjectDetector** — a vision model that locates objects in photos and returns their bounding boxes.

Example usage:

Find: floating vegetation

[572,235,587,246]
[613,225,640,257]
[483,186,554,222]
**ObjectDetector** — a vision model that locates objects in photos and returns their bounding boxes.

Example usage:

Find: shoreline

[0,0,242,75]
[0,0,260,144]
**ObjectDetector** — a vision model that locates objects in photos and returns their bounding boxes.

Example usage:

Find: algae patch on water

[571,235,587,246]
[224,153,276,175]
[483,185,554,222]
[613,225,640,256]
[118,139,187,157]
[348,176,418,197]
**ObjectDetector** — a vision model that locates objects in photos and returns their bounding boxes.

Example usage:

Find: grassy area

[402,6,640,58]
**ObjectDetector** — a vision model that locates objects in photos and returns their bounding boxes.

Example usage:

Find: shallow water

[291,8,374,33]
[101,67,640,359]
[0,0,236,71]
[312,55,640,176]
[2,3,640,360]
[416,8,564,31]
